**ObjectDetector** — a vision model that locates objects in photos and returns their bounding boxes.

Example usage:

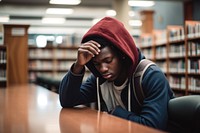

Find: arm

[59,64,97,107]
[111,66,173,130]
[59,40,101,107]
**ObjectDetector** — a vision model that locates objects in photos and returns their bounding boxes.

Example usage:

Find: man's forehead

[93,46,114,61]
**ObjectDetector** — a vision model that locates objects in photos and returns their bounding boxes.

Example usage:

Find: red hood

[81,17,139,79]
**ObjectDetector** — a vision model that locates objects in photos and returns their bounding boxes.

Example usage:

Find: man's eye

[105,58,112,63]
[93,62,99,66]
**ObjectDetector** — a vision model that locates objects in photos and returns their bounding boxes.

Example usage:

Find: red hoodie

[81,17,139,78]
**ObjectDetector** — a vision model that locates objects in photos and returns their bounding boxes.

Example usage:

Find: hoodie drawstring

[96,77,101,111]
[128,80,131,112]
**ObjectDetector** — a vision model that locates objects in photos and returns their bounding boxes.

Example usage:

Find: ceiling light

[46,8,74,15]
[129,20,142,27]
[129,11,135,17]
[106,10,116,17]
[42,18,66,24]
[0,16,10,22]
[128,1,155,7]
[36,35,47,48]
[49,0,81,5]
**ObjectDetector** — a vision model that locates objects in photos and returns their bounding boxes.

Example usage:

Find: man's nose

[99,63,108,73]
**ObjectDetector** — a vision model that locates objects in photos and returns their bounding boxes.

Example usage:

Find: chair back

[167,95,200,133]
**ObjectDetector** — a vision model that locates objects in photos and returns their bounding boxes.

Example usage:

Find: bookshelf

[28,46,78,83]
[154,30,168,73]
[3,24,29,87]
[139,20,200,96]
[0,45,6,87]
[139,33,155,61]
[167,25,186,94]
[185,20,200,95]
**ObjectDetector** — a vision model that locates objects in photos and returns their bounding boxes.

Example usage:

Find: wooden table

[0,84,166,133]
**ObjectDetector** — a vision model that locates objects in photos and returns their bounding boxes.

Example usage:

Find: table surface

[0,84,166,133]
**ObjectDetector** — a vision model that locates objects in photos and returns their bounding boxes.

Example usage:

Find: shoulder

[142,64,170,94]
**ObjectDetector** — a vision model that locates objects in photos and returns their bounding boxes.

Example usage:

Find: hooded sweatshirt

[59,17,174,131]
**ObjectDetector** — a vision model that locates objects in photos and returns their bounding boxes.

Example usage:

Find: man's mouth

[102,73,112,79]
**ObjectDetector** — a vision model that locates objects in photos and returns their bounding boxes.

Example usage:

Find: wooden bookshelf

[139,33,155,61]
[185,20,200,95]
[154,30,168,74]
[139,20,200,96]
[3,24,29,87]
[28,45,79,83]
[167,25,186,95]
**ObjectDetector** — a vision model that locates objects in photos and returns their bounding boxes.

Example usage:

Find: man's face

[92,46,122,82]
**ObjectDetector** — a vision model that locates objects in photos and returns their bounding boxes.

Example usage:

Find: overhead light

[128,1,155,7]
[106,10,116,17]
[129,20,142,27]
[46,8,74,15]
[36,35,47,48]
[0,16,10,22]
[42,18,66,24]
[56,36,63,44]
[49,0,81,5]
[129,11,135,17]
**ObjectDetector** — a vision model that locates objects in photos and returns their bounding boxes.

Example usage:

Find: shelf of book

[28,45,78,83]
[138,33,155,61]
[139,20,200,96]
[185,20,200,95]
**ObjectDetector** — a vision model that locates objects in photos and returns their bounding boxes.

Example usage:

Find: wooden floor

[0,84,166,133]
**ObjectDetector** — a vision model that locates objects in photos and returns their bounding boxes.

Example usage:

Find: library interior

[0,0,200,133]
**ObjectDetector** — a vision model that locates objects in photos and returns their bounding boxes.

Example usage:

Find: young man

[59,17,174,131]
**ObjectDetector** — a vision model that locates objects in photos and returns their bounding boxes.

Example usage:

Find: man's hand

[73,40,101,74]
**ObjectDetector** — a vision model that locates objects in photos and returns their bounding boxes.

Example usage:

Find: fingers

[80,40,101,57]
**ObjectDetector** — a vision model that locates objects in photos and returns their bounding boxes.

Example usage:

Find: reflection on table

[0,84,61,133]
[59,107,166,133]
[0,84,166,133]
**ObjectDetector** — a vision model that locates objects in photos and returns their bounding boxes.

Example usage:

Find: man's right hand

[72,40,101,74]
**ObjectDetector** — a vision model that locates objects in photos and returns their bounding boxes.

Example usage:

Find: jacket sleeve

[59,64,97,108]
[111,65,174,130]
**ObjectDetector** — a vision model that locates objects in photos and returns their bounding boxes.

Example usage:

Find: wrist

[72,62,84,74]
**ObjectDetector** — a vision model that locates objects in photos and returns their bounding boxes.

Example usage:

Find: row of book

[188,77,200,91]
[54,50,77,59]
[188,59,200,73]
[0,69,6,81]
[154,30,167,45]
[186,22,200,38]
[169,60,185,73]
[140,35,153,47]
[29,49,53,58]
[188,41,200,56]
[169,76,186,90]
[155,46,167,59]
[29,60,75,70]
[169,27,185,42]
[29,61,54,70]
[29,49,77,59]
[0,50,6,64]
[169,44,185,57]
